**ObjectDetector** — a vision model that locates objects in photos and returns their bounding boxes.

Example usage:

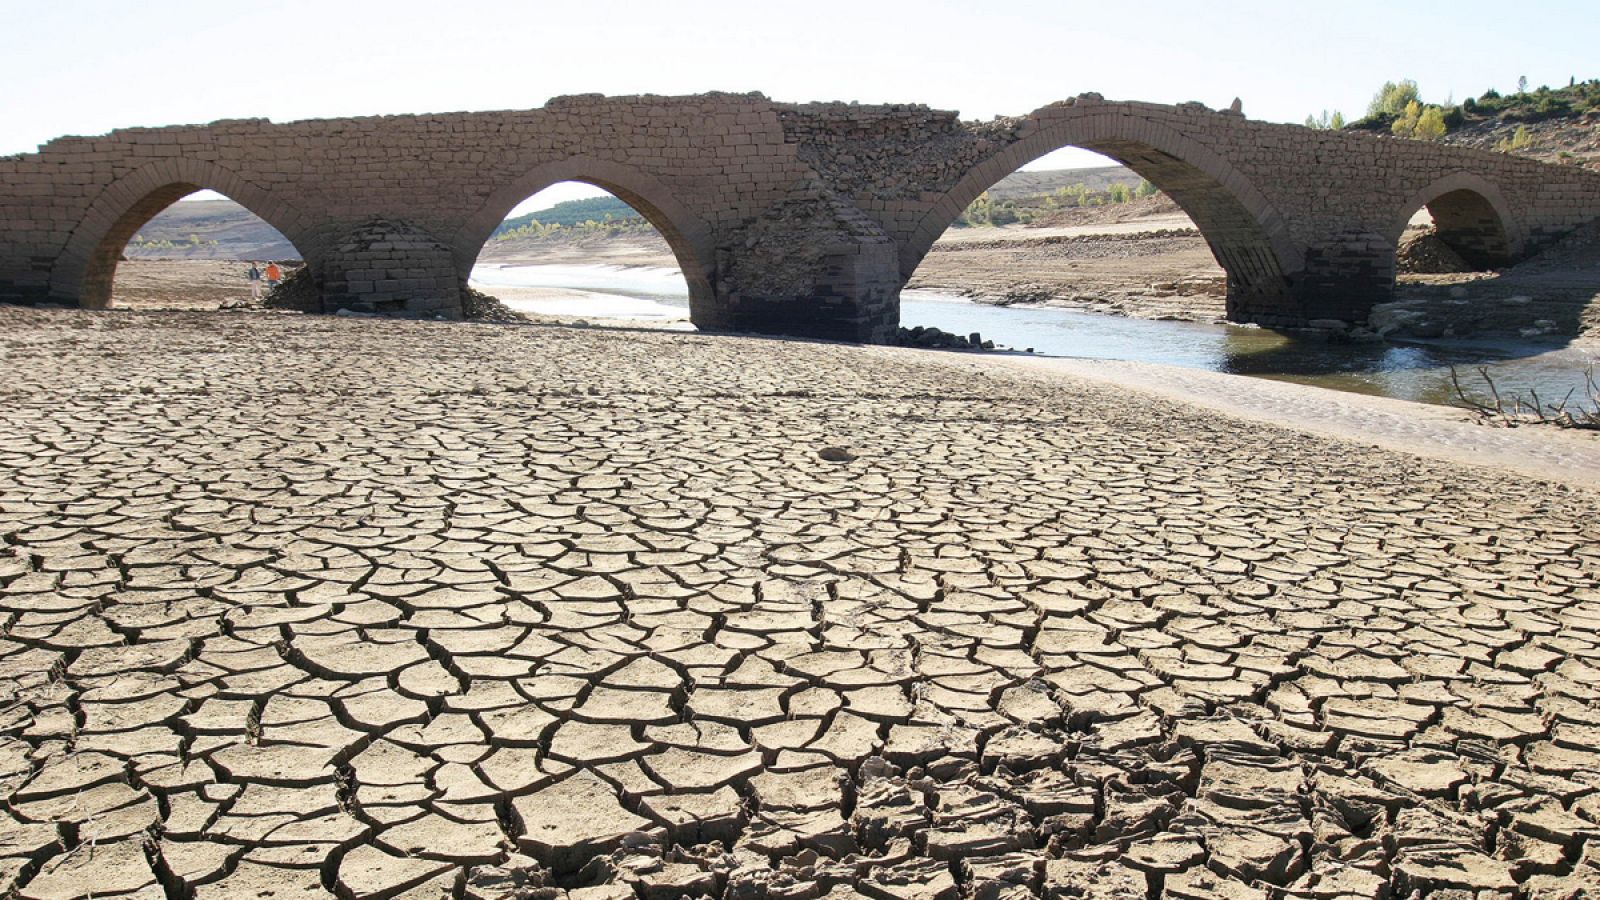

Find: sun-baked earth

[1,308,1598,899]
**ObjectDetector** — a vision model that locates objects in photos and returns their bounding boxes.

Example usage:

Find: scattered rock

[1398,229,1474,274]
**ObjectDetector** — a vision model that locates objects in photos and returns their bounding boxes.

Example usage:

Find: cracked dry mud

[1,308,1598,900]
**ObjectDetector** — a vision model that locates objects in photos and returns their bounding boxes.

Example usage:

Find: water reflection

[902,290,1597,410]
[470,265,1597,412]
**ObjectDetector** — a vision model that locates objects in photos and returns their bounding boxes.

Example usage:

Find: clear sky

[5,0,1595,209]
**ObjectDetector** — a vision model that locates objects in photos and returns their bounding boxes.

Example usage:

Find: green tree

[1390,100,1451,140]
[1134,179,1159,199]
[1391,100,1424,136]
[1368,80,1422,118]
[1304,109,1348,130]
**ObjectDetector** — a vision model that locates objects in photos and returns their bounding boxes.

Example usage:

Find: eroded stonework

[3,92,1600,339]
[1,308,1598,898]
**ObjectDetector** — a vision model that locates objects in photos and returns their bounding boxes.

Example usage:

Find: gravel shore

[1,308,1597,898]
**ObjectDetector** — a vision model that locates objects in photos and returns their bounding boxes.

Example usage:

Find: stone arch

[901,107,1301,314]
[454,157,717,317]
[1391,172,1522,269]
[51,159,314,309]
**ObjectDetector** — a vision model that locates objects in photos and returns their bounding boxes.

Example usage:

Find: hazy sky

[5,0,1595,210]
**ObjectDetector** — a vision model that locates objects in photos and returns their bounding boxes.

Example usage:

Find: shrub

[1391,100,1450,141]
[1496,124,1534,152]
[1414,106,1448,140]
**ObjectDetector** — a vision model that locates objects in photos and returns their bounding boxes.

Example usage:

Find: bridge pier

[320,219,463,319]
[1268,229,1398,327]
[688,197,903,343]
[701,242,900,343]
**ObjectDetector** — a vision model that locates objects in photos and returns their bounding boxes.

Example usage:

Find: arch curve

[1390,172,1523,269]
[902,107,1302,311]
[51,158,315,308]
[454,157,718,315]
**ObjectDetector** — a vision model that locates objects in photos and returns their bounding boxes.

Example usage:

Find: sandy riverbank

[1,306,1596,898]
[904,213,1228,321]
[972,352,1600,486]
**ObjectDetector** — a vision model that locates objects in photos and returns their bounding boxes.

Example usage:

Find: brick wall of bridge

[0,93,900,339]
[3,92,1600,339]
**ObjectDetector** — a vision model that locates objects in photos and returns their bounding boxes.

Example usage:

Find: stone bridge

[4,91,1600,342]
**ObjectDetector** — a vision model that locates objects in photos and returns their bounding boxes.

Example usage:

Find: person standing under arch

[247,262,263,300]
[264,261,282,291]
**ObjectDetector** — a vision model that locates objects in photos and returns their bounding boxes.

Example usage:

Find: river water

[471,264,1599,411]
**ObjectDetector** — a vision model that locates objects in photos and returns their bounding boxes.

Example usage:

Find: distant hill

[125,165,1146,259]
[493,196,642,234]
[983,165,1143,201]
[126,198,299,260]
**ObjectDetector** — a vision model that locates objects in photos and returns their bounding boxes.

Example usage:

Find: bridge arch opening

[458,162,717,326]
[99,189,306,310]
[62,176,309,311]
[465,181,704,323]
[902,117,1300,325]
[903,147,1229,320]
[1393,182,1517,273]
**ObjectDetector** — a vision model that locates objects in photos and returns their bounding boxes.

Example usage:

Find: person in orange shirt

[264,261,283,288]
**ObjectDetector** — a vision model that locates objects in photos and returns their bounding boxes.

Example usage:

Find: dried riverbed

[1,307,1597,898]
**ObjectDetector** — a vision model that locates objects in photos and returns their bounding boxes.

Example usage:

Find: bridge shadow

[1378,271,1593,345]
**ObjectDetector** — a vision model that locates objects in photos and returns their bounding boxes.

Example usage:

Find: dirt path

[108,258,262,309]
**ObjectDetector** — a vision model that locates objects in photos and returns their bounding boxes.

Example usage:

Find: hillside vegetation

[956,175,1159,228]
[981,165,1143,200]
[492,195,643,234]
[1308,78,1600,169]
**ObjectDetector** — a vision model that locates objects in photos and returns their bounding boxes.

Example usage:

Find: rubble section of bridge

[1,308,1598,899]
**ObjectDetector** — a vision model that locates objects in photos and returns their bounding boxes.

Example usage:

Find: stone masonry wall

[3,92,1600,338]
[781,94,1600,326]
[320,219,461,317]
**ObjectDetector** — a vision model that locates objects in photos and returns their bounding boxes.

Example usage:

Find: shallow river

[471,264,1599,411]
